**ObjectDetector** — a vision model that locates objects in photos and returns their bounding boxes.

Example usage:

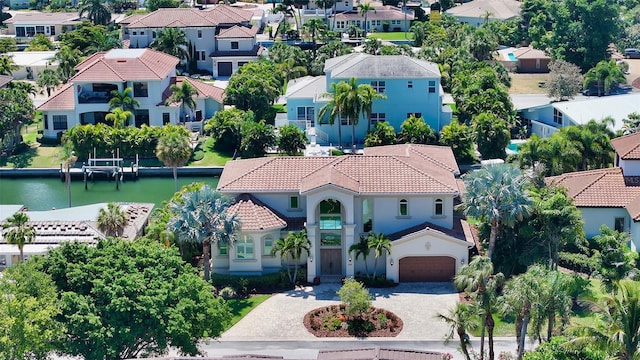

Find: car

[625,48,640,59]
[582,83,633,96]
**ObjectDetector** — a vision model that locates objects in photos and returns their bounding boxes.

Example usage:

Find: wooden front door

[320,248,342,275]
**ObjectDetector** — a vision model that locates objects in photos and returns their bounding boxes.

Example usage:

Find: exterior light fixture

[390,258,394,266]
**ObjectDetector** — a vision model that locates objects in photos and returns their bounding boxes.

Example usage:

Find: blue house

[279,53,453,148]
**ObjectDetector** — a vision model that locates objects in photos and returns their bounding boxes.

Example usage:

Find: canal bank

[0,166,224,178]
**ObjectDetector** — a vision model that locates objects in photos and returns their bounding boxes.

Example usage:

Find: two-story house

[120,6,264,77]
[281,53,453,148]
[301,0,414,33]
[217,144,475,283]
[37,48,224,139]
[547,132,640,252]
[2,11,81,43]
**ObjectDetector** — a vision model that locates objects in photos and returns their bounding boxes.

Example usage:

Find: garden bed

[303,304,403,337]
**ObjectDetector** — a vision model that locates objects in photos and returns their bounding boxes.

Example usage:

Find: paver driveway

[220,282,458,341]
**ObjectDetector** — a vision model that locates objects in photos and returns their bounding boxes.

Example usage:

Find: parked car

[582,83,633,96]
[625,48,640,59]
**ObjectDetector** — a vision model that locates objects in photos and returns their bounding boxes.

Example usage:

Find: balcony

[78,91,110,104]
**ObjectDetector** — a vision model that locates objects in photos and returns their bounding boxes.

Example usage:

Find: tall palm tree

[271,230,311,285]
[78,0,112,26]
[318,81,346,149]
[459,164,532,260]
[97,202,127,237]
[109,87,140,115]
[36,68,61,97]
[314,0,335,25]
[150,28,189,62]
[156,129,192,192]
[438,303,478,360]
[167,81,199,122]
[54,46,82,83]
[530,268,572,344]
[58,143,77,208]
[303,18,327,58]
[1,212,35,263]
[583,60,627,96]
[105,108,132,129]
[0,55,19,76]
[539,135,581,176]
[358,3,376,34]
[349,237,371,278]
[367,232,391,279]
[167,186,240,281]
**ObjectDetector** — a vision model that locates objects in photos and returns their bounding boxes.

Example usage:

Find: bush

[219,286,237,300]
[191,150,204,161]
[211,270,299,295]
[356,275,396,288]
[331,149,344,156]
[337,278,372,318]
[558,251,597,275]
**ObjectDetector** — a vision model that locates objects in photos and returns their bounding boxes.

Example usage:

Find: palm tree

[97,202,127,237]
[1,212,35,263]
[459,164,532,260]
[0,55,19,76]
[150,28,189,62]
[54,46,82,83]
[105,108,132,129]
[349,237,371,278]
[78,0,112,26]
[156,129,192,192]
[570,280,640,360]
[583,60,627,96]
[58,143,77,208]
[271,230,311,285]
[36,68,61,97]
[167,81,199,122]
[109,87,140,115]
[358,3,376,35]
[367,232,391,279]
[438,303,478,360]
[167,186,240,281]
[314,0,335,25]
[9,81,37,97]
[318,81,346,148]
[303,18,327,58]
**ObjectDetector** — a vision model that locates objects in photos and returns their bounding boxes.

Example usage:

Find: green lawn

[468,314,515,337]
[368,32,414,41]
[225,295,271,330]
[189,137,233,166]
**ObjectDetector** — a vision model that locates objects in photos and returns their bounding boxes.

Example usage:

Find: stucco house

[120,6,265,77]
[216,143,475,283]
[300,0,414,33]
[280,53,453,148]
[445,0,521,26]
[36,48,224,140]
[520,93,640,138]
[547,132,640,252]
[2,11,81,42]
[4,51,57,80]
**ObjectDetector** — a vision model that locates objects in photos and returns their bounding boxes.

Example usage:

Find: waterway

[0,176,219,211]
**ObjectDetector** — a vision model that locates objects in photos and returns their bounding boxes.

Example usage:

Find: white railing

[314,127,329,144]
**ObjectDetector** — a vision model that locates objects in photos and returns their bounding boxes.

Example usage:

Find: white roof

[7,51,57,67]
[0,205,25,222]
[104,48,147,59]
[552,92,640,132]
[25,203,109,222]
[446,0,521,20]
[285,76,326,99]
[0,244,60,256]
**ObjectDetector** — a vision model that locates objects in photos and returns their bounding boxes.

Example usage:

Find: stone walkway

[220,282,458,341]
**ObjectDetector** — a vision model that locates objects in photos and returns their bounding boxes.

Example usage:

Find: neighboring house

[2,11,81,42]
[217,143,475,283]
[520,93,640,138]
[445,0,521,27]
[498,46,551,73]
[280,53,452,148]
[301,0,414,33]
[0,202,153,269]
[547,132,640,252]
[36,48,224,139]
[120,6,265,77]
[5,51,57,80]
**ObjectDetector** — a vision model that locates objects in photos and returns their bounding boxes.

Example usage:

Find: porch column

[306,223,319,282]
[344,223,356,278]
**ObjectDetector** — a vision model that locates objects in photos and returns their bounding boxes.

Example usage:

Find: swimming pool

[507,53,517,61]
[507,142,520,154]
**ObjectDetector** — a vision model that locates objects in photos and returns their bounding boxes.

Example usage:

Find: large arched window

[435,199,444,216]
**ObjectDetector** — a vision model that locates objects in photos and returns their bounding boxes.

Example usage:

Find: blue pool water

[508,53,517,61]
[507,143,520,153]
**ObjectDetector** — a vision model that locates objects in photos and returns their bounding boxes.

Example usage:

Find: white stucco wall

[619,159,640,176]
[371,195,454,234]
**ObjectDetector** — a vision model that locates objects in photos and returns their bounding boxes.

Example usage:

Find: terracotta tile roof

[36,83,75,111]
[161,76,225,105]
[547,168,640,210]
[611,132,640,160]
[125,5,252,29]
[216,25,258,38]
[227,194,287,231]
[71,49,179,82]
[119,13,146,25]
[364,144,460,175]
[218,144,459,195]
[512,46,550,60]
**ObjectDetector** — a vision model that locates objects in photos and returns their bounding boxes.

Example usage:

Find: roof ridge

[220,158,276,190]
[570,169,618,200]
[407,145,455,173]
[139,50,170,79]
[100,59,126,81]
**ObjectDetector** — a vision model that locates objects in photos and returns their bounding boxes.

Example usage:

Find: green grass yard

[225,295,271,331]
[368,32,414,41]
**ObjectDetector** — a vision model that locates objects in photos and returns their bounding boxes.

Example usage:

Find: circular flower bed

[303,304,403,337]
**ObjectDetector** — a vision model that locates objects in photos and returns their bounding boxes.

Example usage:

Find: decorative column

[306,223,319,283]
[343,223,356,278]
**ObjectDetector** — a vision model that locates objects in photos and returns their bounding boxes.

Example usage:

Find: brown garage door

[399,256,455,282]
[218,62,233,76]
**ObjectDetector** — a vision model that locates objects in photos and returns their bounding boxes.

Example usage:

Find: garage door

[399,256,455,282]
[218,62,233,76]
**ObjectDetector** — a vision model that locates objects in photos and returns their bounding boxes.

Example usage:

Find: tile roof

[218,144,459,195]
[547,168,640,220]
[513,46,550,60]
[70,48,179,82]
[36,83,75,111]
[364,144,460,175]
[0,220,103,245]
[325,53,440,79]
[3,11,79,24]
[611,132,640,160]
[124,5,252,29]
[445,0,521,20]
[216,25,258,38]
[161,76,225,105]
[227,194,287,231]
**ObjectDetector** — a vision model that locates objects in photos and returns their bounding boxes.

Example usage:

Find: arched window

[399,199,408,216]
[236,235,254,259]
[435,199,444,216]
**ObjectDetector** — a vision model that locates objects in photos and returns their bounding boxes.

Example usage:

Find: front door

[321,248,342,275]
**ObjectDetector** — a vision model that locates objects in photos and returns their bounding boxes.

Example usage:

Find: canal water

[0,176,219,211]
